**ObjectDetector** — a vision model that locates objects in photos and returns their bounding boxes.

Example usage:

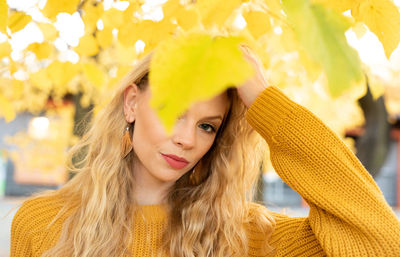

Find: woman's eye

[199,123,216,133]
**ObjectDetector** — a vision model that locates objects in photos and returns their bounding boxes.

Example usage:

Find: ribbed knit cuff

[245,86,298,145]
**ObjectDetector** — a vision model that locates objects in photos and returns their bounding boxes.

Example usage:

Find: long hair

[28,51,276,257]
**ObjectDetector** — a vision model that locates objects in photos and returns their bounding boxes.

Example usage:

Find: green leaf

[282,0,364,97]
[149,33,254,133]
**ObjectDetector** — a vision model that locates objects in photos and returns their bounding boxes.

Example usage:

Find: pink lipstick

[161,153,189,169]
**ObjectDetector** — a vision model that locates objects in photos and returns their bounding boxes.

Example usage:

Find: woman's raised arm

[245,85,400,256]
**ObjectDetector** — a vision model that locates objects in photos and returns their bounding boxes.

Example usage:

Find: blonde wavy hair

[29,51,276,257]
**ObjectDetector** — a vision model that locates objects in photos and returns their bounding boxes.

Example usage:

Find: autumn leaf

[162,0,200,30]
[352,22,367,39]
[8,12,32,33]
[37,22,59,41]
[82,63,106,89]
[0,0,7,34]
[118,19,176,49]
[351,0,400,59]
[82,2,104,34]
[27,42,54,59]
[46,61,80,88]
[74,34,99,57]
[195,0,242,28]
[149,33,254,133]
[96,27,113,49]
[243,11,271,39]
[42,0,80,20]
[0,41,11,58]
[282,0,364,97]
[30,69,52,92]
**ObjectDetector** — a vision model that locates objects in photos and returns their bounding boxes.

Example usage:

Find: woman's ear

[123,83,139,123]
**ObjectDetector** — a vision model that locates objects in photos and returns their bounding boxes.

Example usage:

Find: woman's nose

[171,117,196,149]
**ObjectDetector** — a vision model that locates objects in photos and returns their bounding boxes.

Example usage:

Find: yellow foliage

[0,0,7,34]
[352,0,400,59]
[8,11,32,33]
[74,34,99,57]
[265,0,284,18]
[118,19,176,52]
[102,8,124,29]
[0,41,11,58]
[82,63,106,89]
[163,0,200,30]
[46,61,80,88]
[5,104,75,185]
[96,26,113,48]
[37,22,59,41]
[117,22,139,47]
[30,69,52,92]
[195,0,242,28]
[27,42,54,59]
[82,2,104,34]
[8,59,18,74]
[42,0,81,20]
[115,42,137,64]
[0,93,16,122]
[176,8,200,30]
[244,11,271,39]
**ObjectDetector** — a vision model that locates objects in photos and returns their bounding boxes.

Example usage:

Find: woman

[10,46,400,257]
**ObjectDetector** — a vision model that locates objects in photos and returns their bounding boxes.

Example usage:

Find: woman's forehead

[186,92,229,116]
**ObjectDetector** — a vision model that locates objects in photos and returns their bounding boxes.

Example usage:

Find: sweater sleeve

[245,86,400,256]
[10,198,38,257]
[10,195,66,257]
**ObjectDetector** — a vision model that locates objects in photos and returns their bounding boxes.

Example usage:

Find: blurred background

[1,0,400,256]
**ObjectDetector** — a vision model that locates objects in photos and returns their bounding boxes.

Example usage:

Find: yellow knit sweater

[10,86,400,256]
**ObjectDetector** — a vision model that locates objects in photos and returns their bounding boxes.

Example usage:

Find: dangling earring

[121,122,134,158]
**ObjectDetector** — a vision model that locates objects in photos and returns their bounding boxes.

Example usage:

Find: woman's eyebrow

[202,115,223,120]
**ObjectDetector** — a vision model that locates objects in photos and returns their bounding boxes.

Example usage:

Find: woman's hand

[237,45,269,108]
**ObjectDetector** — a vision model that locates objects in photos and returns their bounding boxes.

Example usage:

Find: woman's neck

[132,159,174,205]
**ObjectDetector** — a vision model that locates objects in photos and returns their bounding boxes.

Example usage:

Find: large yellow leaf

[0,0,7,34]
[8,12,32,33]
[0,41,11,58]
[282,0,364,97]
[149,33,254,133]
[42,0,81,20]
[74,34,99,57]
[351,0,400,59]
[27,42,54,59]
[0,94,15,122]
[312,0,358,13]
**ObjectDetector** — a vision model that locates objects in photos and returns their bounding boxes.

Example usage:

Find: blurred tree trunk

[68,92,93,180]
[355,83,391,178]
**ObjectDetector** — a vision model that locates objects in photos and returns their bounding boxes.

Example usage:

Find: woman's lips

[161,153,189,169]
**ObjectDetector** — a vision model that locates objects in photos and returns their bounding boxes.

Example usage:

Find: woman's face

[123,83,229,185]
